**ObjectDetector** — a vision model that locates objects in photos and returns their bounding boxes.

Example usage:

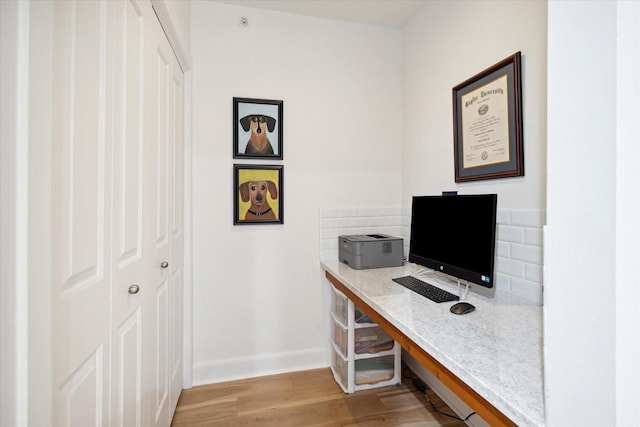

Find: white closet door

[110,0,146,425]
[51,0,183,425]
[141,14,170,426]
[51,1,112,425]
[141,2,184,424]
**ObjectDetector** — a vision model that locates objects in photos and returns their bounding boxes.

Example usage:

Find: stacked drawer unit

[329,284,401,393]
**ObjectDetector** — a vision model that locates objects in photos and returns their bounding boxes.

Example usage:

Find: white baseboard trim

[193,347,330,386]
[403,351,490,427]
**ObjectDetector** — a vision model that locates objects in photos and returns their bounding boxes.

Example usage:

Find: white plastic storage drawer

[331,286,348,325]
[331,347,348,391]
[331,316,348,357]
[355,355,395,385]
[354,326,394,355]
[354,306,374,325]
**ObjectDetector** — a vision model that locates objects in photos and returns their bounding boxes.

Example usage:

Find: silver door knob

[128,284,140,294]
[161,261,169,269]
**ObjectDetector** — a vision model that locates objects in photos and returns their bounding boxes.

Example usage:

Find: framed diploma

[452,52,524,182]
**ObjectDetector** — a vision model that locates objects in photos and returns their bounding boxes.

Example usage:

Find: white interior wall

[546,2,617,425]
[190,1,403,384]
[616,1,640,423]
[1,3,23,425]
[401,0,547,210]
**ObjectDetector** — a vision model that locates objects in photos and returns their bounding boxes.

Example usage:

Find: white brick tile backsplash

[498,225,525,243]
[320,229,340,240]
[370,217,391,227]
[320,239,333,249]
[496,257,526,279]
[510,277,543,304]
[376,207,399,216]
[510,243,543,265]
[319,208,340,218]
[496,241,510,258]
[320,218,329,228]
[510,209,546,228]
[496,209,511,225]
[525,228,543,246]
[525,263,544,283]
[319,207,545,303]
[340,208,360,217]
[495,272,512,292]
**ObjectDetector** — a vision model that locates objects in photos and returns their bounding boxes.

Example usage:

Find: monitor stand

[456,278,471,300]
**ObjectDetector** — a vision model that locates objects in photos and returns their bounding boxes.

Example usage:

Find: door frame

[1,2,54,425]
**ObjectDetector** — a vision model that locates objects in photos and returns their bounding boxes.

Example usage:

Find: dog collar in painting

[248,207,272,216]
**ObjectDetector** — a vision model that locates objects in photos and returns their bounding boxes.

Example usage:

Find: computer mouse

[450,302,475,315]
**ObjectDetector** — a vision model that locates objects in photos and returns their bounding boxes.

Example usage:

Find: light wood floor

[171,367,468,426]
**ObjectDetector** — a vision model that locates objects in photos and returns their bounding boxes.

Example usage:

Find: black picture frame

[233,97,283,160]
[234,164,284,225]
[452,52,524,182]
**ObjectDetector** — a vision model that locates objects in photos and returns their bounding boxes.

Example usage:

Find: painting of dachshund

[233,97,283,159]
[239,180,278,220]
[234,164,283,225]
[239,114,276,155]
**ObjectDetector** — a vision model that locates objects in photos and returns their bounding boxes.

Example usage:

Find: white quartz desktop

[321,259,544,427]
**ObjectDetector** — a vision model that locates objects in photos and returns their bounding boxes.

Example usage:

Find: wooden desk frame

[326,271,517,427]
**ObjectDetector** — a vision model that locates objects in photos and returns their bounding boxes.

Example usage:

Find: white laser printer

[339,234,404,270]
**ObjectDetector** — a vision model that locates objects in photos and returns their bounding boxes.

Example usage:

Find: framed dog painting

[233,97,283,159]
[234,164,284,225]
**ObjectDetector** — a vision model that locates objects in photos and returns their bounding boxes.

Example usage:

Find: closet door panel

[51,1,111,425]
[142,13,175,425]
[110,0,145,425]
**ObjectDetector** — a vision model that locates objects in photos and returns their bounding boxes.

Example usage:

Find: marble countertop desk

[321,259,544,427]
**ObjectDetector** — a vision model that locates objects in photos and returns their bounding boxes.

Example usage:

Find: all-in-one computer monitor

[408,194,498,288]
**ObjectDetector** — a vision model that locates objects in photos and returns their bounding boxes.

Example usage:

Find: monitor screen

[408,194,498,288]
